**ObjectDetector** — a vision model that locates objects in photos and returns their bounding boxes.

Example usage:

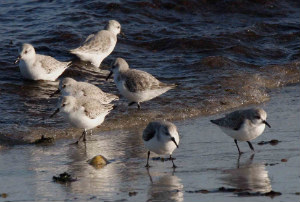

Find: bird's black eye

[62,85,66,88]
[254,116,260,119]
[62,104,66,107]
[117,26,120,29]
[24,50,28,54]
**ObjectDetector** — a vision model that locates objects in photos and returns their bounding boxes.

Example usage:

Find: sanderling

[15,43,71,81]
[70,20,124,68]
[51,77,119,104]
[210,108,271,154]
[50,96,114,144]
[143,121,180,168]
[106,58,176,109]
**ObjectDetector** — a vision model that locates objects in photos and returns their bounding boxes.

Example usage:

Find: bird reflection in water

[221,154,272,193]
[147,169,184,202]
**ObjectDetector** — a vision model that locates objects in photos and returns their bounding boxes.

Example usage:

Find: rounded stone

[88,155,109,168]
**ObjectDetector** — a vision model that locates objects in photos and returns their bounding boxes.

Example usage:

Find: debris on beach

[281,158,288,162]
[53,172,77,183]
[152,157,176,162]
[186,187,282,198]
[257,139,280,146]
[237,190,282,198]
[34,135,55,145]
[186,189,210,194]
[218,187,246,192]
[265,163,279,166]
[128,191,138,196]
[186,187,248,194]
[88,155,109,168]
[1,193,8,198]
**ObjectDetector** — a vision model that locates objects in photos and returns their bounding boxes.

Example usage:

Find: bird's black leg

[128,102,136,106]
[145,151,150,168]
[137,102,141,109]
[247,141,255,152]
[72,130,86,145]
[236,154,241,168]
[170,155,177,168]
[146,167,153,183]
[83,129,87,142]
[234,139,242,155]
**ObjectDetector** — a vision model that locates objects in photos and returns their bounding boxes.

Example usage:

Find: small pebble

[281,158,288,162]
[1,193,8,198]
[88,155,109,168]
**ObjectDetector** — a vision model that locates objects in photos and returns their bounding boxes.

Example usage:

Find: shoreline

[0,82,299,145]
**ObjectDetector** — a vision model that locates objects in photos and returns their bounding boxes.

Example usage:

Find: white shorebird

[50,96,114,144]
[70,20,124,68]
[51,77,119,104]
[106,58,176,109]
[143,121,180,168]
[15,43,71,81]
[210,108,271,154]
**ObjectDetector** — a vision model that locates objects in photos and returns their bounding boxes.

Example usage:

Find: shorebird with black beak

[142,121,180,168]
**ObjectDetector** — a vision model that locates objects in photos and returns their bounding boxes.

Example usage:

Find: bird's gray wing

[82,100,113,119]
[143,122,157,141]
[211,110,245,130]
[38,55,70,74]
[124,70,167,92]
[73,31,114,54]
[83,34,95,44]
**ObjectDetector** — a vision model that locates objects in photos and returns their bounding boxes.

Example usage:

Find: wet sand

[0,84,299,202]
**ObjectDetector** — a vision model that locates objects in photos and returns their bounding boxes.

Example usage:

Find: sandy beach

[0,84,299,202]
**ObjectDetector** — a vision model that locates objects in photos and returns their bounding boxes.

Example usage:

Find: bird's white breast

[220,123,266,141]
[62,107,108,130]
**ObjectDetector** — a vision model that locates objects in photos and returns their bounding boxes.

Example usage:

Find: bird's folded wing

[143,122,156,141]
[38,55,68,74]
[73,31,112,54]
[124,70,163,92]
[214,110,245,130]
[83,101,113,119]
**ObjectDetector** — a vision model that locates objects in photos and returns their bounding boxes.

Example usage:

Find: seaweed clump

[34,135,55,145]
[53,172,77,183]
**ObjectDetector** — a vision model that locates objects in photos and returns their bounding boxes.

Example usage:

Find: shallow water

[0,1,299,141]
[0,84,299,202]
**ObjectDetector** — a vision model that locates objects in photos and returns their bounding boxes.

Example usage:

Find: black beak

[14,55,21,64]
[50,108,60,118]
[120,31,126,39]
[106,71,113,81]
[171,137,179,148]
[50,89,61,97]
[263,120,271,128]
